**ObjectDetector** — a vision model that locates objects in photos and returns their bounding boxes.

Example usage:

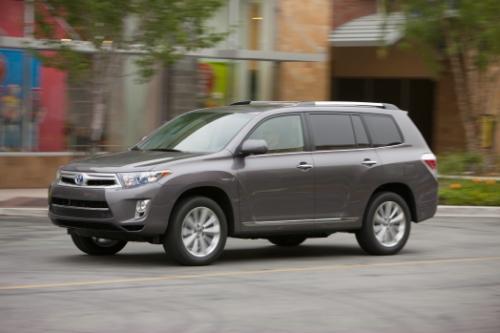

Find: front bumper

[48,182,175,239]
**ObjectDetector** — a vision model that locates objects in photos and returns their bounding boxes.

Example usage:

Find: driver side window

[248,115,304,154]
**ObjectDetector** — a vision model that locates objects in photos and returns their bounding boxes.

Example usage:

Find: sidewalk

[0,188,498,218]
[0,189,48,208]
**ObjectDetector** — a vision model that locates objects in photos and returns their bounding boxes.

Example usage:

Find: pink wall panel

[0,0,24,37]
[39,66,67,151]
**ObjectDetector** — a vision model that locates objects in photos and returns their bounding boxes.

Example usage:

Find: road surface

[0,215,499,333]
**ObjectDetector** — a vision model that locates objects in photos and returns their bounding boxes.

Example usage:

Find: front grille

[54,219,120,231]
[59,172,120,188]
[52,197,109,209]
[87,179,116,186]
[50,205,113,219]
[61,176,76,185]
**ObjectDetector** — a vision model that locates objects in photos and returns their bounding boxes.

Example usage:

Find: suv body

[49,101,438,265]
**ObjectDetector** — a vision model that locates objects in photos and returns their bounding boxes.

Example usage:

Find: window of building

[363,114,403,147]
[309,114,356,150]
[248,115,304,153]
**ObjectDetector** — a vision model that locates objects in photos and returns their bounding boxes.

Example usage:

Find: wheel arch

[370,183,417,222]
[171,186,236,236]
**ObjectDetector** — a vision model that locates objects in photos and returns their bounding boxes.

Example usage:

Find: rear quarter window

[363,114,403,147]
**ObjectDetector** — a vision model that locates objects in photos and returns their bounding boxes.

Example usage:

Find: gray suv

[49,101,438,265]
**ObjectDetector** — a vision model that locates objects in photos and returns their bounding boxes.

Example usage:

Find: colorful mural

[198,60,232,107]
[0,48,66,152]
[0,49,42,150]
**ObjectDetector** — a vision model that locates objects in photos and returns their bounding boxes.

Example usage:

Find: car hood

[62,150,204,173]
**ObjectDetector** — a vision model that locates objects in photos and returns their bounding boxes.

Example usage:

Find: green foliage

[438,152,484,175]
[391,0,500,72]
[35,0,226,80]
[439,178,500,206]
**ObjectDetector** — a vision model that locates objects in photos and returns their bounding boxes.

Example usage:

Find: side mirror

[240,139,268,156]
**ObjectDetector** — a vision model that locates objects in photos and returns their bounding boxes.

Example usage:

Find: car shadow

[219,244,365,263]
[50,243,419,268]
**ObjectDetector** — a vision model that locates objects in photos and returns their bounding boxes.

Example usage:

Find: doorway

[332,78,435,148]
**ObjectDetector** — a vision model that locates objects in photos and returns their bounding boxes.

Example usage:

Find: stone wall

[0,155,79,188]
[276,0,332,101]
[332,0,377,29]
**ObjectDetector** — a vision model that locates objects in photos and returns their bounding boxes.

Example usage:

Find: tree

[389,0,500,157]
[35,0,225,149]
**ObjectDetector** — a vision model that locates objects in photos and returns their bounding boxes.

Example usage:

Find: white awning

[330,12,405,47]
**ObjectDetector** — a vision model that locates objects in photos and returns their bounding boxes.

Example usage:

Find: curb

[0,205,499,218]
[439,175,500,181]
[436,205,500,218]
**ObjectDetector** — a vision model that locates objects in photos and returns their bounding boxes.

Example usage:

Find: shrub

[438,152,484,175]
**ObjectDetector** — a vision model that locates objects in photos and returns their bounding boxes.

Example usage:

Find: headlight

[55,168,61,182]
[118,170,171,188]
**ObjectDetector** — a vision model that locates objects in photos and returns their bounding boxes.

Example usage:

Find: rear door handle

[297,162,313,171]
[361,159,377,167]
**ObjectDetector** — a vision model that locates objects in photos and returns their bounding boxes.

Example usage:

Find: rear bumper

[414,178,439,222]
[48,182,176,239]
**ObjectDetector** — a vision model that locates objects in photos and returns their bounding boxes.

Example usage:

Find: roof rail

[230,100,301,106]
[309,101,399,109]
[230,100,400,110]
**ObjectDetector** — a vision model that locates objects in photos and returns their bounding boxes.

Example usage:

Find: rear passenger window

[363,115,403,147]
[351,115,370,147]
[310,114,355,150]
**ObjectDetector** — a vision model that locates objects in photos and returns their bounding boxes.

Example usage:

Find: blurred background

[0,0,498,205]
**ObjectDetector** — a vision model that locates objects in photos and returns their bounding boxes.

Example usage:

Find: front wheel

[356,192,411,255]
[164,196,227,265]
[70,234,127,255]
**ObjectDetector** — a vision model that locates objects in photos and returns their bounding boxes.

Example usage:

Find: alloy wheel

[181,207,221,258]
[373,201,406,247]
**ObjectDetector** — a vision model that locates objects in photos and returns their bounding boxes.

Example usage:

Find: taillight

[421,153,437,177]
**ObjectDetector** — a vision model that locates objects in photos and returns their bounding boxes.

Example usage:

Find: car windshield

[135,111,254,153]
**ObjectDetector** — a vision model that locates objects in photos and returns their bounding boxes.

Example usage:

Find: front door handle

[297,162,313,171]
[361,159,377,167]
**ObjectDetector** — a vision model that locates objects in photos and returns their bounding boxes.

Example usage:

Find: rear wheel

[164,196,227,266]
[70,234,127,255]
[268,236,306,247]
[356,192,411,255]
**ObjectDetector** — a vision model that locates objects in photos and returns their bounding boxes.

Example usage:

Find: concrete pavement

[0,214,499,332]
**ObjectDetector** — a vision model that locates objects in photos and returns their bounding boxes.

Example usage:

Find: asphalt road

[0,215,499,333]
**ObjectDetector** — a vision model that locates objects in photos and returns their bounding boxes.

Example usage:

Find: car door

[308,113,383,221]
[236,114,315,224]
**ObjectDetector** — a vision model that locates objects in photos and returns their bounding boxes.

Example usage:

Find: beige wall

[0,155,78,188]
[333,47,433,78]
[276,0,331,100]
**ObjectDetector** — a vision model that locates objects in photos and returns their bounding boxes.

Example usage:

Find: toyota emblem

[75,174,85,186]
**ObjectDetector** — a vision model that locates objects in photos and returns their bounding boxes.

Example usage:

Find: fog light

[135,199,151,218]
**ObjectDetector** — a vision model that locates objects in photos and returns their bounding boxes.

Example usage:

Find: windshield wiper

[146,148,184,153]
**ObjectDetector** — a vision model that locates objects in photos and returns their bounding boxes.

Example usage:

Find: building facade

[329,0,499,155]
[0,0,331,187]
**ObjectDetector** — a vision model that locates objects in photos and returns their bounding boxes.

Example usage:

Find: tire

[268,236,306,247]
[70,234,127,255]
[356,192,411,255]
[164,196,227,266]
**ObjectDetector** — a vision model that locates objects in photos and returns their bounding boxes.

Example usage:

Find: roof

[329,12,405,47]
